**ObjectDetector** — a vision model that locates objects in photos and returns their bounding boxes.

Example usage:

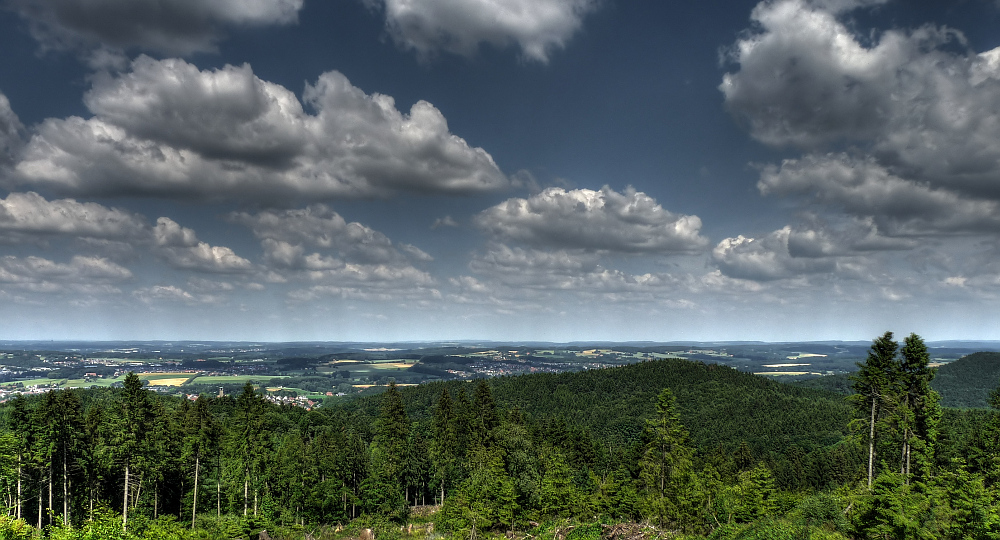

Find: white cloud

[475,186,708,253]
[712,228,837,281]
[0,93,24,168]
[723,0,1000,202]
[132,284,222,305]
[231,204,436,298]
[0,255,131,294]
[0,191,146,242]
[153,217,253,274]
[370,0,598,62]
[14,57,508,201]
[8,0,302,57]
[232,204,431,266]
[758,154,1000,235]
[431,215,459,229]
[466,243,685,300]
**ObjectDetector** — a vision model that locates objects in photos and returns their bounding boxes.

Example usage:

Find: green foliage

[48,508,135,540]
[538,452,583,518]
[440,450,520,533]
[931,352,1000,408]
[0,515,32,540]
[4,337,1000,539]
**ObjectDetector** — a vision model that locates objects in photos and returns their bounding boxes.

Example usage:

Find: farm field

[193,375,286,384]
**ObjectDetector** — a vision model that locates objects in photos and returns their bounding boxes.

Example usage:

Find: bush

[0,515,33,540]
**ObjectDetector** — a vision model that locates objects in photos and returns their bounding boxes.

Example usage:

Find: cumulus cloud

[369,0,598,62]
[0,255,131,294]
[465,243,683,300]
[231,204,431,266]
[759,155,1000,235]
[7,0,302,58]
[0,94,24,168]
[712,228,838,281]
[721,0,955,149]
[230,205,436,296]
[14,57,507,201]
[0,191,146,243]
[153,217,253,274]
[132,284,223,305]
[431,215,458,229]
[723,0,1000,201]
[475,186,708,253]
[720,0,1000,278]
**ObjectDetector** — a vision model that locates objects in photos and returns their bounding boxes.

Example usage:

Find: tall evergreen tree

[183,395,220,528]
[639,388,696,529]
[235,382,265,517]
[430,389,459,504]
[8,394,29,521]
[851,332,899,488]
[898,333,941,481]
[115,372,152,531]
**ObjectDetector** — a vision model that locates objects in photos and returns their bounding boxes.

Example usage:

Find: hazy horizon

[1,1,1000,342]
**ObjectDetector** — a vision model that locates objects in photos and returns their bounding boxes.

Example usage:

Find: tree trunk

[37,484,41,530]
[192,455,199,529]
[906,443,911,479]
[867,398,876,488]
[63,441,69,527]
[243,475,248,517]
[16,460,21,521]
[48,465,52,527]
[899,436,906,474]
[123,463,130,531]
[133,472,143,513]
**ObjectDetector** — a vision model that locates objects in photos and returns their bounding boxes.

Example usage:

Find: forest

[0,332,997,539]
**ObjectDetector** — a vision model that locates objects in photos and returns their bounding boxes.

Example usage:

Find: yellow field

[144,378,189,386]
[368,362,412,369]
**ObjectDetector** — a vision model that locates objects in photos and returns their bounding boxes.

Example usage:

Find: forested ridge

[797,351,1000,408]
[343,359,853,453]
[0,334,999,539]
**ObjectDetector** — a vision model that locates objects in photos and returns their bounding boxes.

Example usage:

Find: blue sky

[1,0,999,342]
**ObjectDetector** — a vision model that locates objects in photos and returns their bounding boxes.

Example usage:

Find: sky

[1,0,1000,342]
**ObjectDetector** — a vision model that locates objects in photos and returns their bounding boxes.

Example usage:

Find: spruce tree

[639,388,695,528]
[184,395,220,528]
[898,333,941,481]
[851,332,898,488]
[115,372,152,531]
[430,389,458,504]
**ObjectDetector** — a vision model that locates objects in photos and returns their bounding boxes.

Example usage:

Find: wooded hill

[339,358,853,454]
[795,351,1000,408]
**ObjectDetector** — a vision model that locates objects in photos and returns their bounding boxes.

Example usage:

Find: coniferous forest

[1,333,999,539]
